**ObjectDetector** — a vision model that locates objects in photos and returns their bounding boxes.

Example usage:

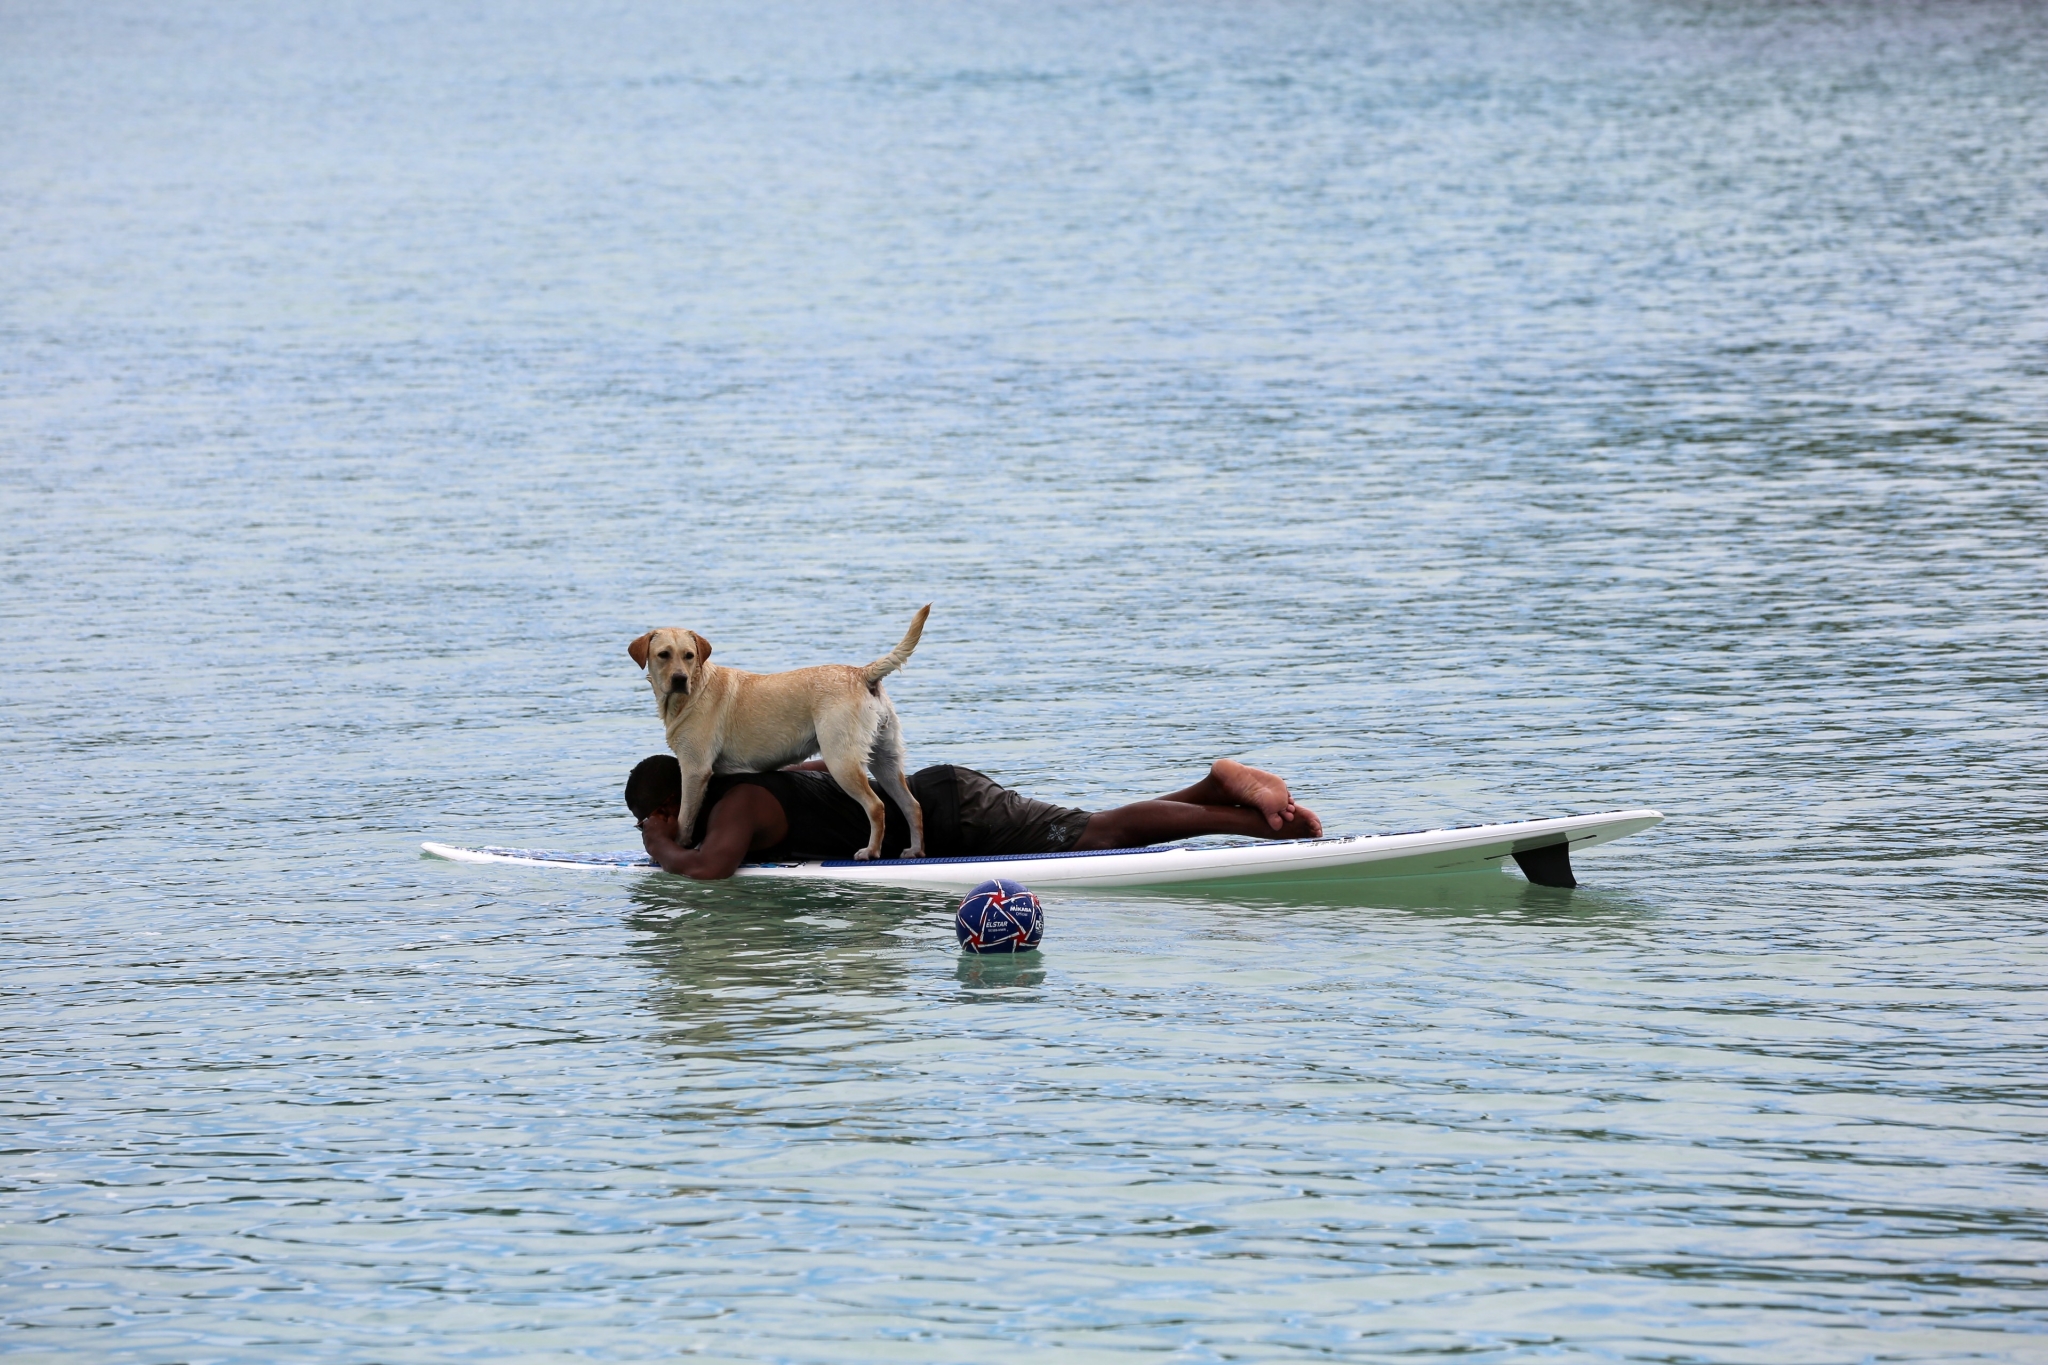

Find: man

[626,756,1323,880]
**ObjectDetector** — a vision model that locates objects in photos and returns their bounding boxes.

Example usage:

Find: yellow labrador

[627,605,932,861]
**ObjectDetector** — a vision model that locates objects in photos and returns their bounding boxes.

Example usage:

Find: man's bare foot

[1270,806,1323,840]
[1210,759,1321,836]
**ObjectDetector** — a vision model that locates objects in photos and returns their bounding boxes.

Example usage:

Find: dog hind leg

[817,709,893,860]
[867,702,925,858]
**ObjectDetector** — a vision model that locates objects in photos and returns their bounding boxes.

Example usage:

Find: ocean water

[5,0,2047,1359]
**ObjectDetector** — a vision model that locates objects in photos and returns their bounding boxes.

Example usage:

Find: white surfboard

[421,808,1662,892]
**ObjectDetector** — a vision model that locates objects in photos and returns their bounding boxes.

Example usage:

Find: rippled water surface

[6,0,2048,1359]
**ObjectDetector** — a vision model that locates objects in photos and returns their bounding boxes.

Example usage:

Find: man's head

[627,627,713,719]
[625,753,683,822]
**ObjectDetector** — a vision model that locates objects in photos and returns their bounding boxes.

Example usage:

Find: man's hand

[639,809,681,848]
[638,806,696,872]
[635,786,787,881]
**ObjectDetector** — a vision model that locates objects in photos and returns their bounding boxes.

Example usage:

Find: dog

[627,605,932,861]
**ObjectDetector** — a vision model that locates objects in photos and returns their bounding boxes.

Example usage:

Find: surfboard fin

[1511,840,1577,889]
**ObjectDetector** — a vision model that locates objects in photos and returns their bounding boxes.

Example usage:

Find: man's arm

[638,784,790,880]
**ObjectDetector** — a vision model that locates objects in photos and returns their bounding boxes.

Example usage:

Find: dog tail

[862,604,932,686]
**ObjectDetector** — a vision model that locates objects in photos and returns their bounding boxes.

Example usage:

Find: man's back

[695,768,929,861]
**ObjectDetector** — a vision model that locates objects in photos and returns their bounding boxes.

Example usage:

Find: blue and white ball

[955,879,1044,954]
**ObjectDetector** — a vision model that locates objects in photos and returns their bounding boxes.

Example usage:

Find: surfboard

[421,808,1662,891]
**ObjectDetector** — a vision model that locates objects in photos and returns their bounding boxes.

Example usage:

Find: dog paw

[854,849,877,861]
[903,846,926,860]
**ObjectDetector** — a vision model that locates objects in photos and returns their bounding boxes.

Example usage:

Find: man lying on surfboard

[626,756,1323,880]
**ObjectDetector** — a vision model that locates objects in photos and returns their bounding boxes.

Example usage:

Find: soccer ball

[954,879,1044,954]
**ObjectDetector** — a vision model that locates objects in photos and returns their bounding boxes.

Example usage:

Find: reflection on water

[1163,867,1591,914]
[627,876,942,1041]
[5,0,2047,1358]
[953,951,1048,995]
[1222,878,1662,932]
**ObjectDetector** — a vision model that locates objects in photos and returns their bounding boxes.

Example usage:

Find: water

[5,0,2047,1358]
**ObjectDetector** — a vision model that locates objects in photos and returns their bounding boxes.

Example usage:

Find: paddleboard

[421,808,1662,891]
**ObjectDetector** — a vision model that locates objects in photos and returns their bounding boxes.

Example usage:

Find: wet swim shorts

[920,765,1093,857]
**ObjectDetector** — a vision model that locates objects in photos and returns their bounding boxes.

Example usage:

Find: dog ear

[689,631,712,664]
[628,632,653,668]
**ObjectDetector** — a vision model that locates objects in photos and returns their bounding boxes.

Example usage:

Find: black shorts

[919,765,1093,857]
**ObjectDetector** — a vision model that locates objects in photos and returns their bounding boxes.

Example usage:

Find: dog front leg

[671,763,714,849]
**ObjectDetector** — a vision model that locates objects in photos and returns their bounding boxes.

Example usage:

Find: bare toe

[1274,806,1323,839]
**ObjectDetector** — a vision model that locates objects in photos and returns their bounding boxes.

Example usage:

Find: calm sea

[5,0,2046,1359]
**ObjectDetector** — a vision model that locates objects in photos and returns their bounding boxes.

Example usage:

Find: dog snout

[669,673,689,694]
